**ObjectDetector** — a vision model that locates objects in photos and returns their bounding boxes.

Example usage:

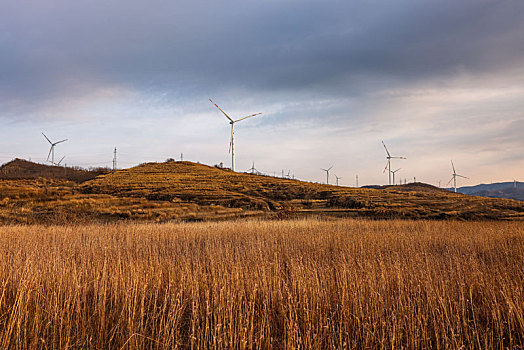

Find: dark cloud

[2,0,524,113]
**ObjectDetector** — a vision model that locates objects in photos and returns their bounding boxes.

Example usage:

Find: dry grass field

[0,219,522,348]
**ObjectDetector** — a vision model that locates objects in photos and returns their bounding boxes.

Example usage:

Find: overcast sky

[1,0,523,186]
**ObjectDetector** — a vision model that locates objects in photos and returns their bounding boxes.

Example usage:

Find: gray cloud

[3,1,524,107]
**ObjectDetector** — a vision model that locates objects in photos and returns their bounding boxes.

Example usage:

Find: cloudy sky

[1,0,523,186]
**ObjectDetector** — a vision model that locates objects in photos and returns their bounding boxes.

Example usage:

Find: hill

[0,158,108,182]
[457,181,524,201]
[82,161,524,220]
[1,160,523,224]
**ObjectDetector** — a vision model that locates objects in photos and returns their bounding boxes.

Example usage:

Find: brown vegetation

[1,160,524,224]
[82,161,524,220]
[0,219,522,348]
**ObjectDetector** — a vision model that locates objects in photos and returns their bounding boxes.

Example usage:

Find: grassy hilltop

[1,159,524,224]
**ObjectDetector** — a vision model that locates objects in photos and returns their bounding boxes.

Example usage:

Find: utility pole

[113,147,117,171]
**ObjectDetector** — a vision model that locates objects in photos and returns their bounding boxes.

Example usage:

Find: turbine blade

[451,160,456,174]
[235,112,262,123]
[54,139,68,145]
[209,99,234,122]
[446,177,454,186]
[381,140,391,157]
[47,146,52,161]
[58,156,65,165]
[393,168,401,172]
[456,175,468,179]
[328,165,333,171]
[42,132,52,144]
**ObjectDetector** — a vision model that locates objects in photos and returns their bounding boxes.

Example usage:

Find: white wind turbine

[382,141,406,185]
[210,99,262,172]
[42,133,68,166]
[321,166,333,185]
[447,160,468,193]
[391,168,401,186]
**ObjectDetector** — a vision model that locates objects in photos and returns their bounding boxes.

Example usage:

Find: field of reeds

[0,219,523,348]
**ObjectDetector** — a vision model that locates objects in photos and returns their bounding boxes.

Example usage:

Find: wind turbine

[391,168,401,185]
[210,99,262,172]
[321,166,333,185]
[57,156,66,166]
[42,133,68,166]
[334,174,342,186]
[447,160,468,192]
[382,141,406,185]
[247,161,258,174]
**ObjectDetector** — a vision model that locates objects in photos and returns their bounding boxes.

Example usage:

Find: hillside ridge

[0,158,108,182]
[1,160,523,224]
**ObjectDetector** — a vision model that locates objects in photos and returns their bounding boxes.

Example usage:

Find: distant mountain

[456,181,524,201]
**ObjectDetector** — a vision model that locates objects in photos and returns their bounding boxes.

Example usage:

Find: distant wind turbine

[42,133,68,166]
[334,174,342,186]
[447,160,468,192]
[210,99,262,172]
[321,166,333,185]
[247,161,258,175]
[382,141,406,185]
[391,168,401,185]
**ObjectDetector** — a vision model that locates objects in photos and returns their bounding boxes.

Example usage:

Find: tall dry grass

[0,219,522,349]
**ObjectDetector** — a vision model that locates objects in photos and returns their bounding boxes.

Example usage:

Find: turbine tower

[391,168,401,185]
[321,166,333,185]
[210,99,262,172]
[113,147,117,171]
[42,133,68,166]
[382,141,406,185]
[447,160,468,192]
